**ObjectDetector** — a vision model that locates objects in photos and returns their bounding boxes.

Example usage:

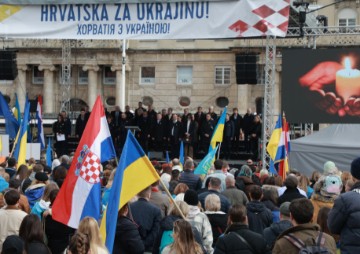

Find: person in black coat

[230,108,242,152]
[137,111,152,153]
[200,113,214,152]
[167,114,182,158]
[111,105,122,128]
[129,186,162,252]
[214,204,270,254]
[243,108,254,153]
[52,114,67,157]
[44,190,75,254]
[208,106,218,123]
[114,203,144,254]
[278,175,305,206]
[118,113,130,152]
[182,113,198,158]
[150,113,166,151]
[223,114,235,160]
[249,115,262,160]
[246,185,273,235]
[75,108,87,139]
[328,157,360,254]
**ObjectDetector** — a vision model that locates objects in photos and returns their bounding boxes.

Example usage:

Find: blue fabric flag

[194,145,219,175]
[179,140,184,165]
[0,92,19,139]
[46,138,52,167]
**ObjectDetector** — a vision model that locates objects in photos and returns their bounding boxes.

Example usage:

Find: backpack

[283,232,331,254]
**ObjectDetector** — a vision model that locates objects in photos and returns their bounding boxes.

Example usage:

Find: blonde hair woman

[77,217,109,254]
[162,219,203,254]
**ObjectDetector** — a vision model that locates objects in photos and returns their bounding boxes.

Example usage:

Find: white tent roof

[289,124,360,176]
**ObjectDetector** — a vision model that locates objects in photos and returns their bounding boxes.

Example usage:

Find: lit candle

[336,57,360,102]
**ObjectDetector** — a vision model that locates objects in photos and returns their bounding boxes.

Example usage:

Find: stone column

[111,65,123,111]
[38,64,56,114]
[83,65,99,110]
[15,64,28,110]
[236,85,249,115]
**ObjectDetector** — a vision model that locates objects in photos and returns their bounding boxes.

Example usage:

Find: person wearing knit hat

[263,201,292,248]
[323,161,338,175]
[183,190,213,254]
[328,157,360,253]
[24,172,48,209]
[235,165,256,199]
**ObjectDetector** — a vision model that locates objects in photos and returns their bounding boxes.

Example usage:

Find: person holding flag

[52,96,116,229]
[100,131,160,253]
[266,113,291,179]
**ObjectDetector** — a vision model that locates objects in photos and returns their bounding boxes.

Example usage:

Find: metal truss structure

[261,35,276,168]
[60,39,72,113]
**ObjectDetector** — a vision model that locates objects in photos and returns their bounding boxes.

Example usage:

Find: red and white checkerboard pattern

[229,0,290,37]
[79,151,101,184]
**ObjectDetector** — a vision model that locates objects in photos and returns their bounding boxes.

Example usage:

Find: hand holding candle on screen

[299,58,360,117]
[336,57,360,102]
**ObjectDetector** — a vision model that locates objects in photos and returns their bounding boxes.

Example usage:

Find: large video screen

[282,48,360,123]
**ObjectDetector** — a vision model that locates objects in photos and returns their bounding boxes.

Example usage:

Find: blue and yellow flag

[194,144,219,175]
[13,101,30,167]
[266,114,291,179]
[13,93,21,124]
[100,131,160,253]
[0,92,19,139]
[209,107,227,152]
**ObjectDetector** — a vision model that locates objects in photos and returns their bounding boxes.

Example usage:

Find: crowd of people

[52,103,262,160]
[1,152,360,254]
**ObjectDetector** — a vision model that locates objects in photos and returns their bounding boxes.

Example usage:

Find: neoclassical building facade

[0,0,358,118]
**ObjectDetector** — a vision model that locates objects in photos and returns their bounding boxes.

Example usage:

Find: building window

[338,8,357,32]
[142,96,153,106]
[103,66,116,85]
[177,66,193,85]
[140,67,155,85]
[215,66,231,85]
[78,69,88,85]
[32,66,44,84]
[216,97,229,108]
[106,96,116,107]
[179,96,191,107]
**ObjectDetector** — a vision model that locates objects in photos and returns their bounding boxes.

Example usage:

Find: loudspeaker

[29,99,38,113]
[0,50,18,80]
[235,54,258,85]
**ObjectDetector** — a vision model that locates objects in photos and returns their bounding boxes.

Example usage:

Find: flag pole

[158,178,186,220]
[217,142,222,159]
[9,128,21,158]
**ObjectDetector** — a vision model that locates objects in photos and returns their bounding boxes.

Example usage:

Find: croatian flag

[52,96,116,228]
[36,96,45,149]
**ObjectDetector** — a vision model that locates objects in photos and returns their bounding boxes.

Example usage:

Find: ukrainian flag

[13,101,30,167]
[100,131,160,253]
[266,114,291,179]
[209,107,227,152]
